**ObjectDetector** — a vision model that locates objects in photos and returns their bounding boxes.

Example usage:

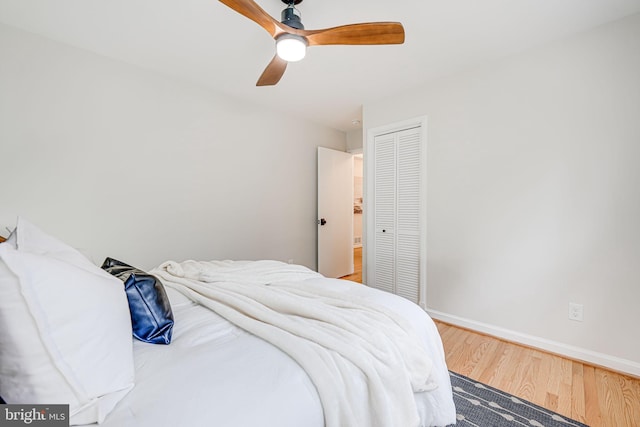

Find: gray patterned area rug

[448,371,589,426]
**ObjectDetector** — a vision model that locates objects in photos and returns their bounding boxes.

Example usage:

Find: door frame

[363,116,428,308]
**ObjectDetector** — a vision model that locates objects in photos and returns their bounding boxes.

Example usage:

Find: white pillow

[12,217,96,269]
[0,218,134,425]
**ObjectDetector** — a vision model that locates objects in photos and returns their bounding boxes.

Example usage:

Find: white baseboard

[427,309,640,378]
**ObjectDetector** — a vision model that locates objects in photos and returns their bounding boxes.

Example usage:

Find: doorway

[340,153,363,283]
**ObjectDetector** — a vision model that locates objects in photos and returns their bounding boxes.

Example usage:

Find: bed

[0,218,456,427]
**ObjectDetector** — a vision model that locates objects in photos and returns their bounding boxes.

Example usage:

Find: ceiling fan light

[276,34,307,62]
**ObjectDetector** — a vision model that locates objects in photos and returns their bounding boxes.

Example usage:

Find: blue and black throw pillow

[101,258,174,345]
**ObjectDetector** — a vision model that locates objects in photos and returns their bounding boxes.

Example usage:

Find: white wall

[364,14,640,373]
[0,23,346,271]
[346,129,364,152]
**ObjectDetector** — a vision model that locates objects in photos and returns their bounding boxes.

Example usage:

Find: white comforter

[101,261,456,427]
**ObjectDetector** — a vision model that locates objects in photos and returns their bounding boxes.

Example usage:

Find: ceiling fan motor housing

[281,5,304,29]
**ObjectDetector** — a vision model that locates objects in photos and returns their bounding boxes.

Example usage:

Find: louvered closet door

[373,133,396,294]
[369,124,424,306]
[395,128,422,303]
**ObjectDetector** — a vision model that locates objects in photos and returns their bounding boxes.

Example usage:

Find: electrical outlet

[568,303,584,322]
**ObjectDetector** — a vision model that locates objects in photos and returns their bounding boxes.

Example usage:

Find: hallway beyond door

[340,247,362,283]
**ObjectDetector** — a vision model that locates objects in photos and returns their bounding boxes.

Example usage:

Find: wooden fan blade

[303,22,405,46]
[219,0,283,37]
[256,55,288,86]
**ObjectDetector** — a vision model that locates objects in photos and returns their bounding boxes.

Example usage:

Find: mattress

[101,276,456,427]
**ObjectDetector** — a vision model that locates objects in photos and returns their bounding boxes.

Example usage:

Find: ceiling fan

[218,0,405,86]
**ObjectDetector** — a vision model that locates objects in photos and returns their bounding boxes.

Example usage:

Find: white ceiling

[1,0,639,131]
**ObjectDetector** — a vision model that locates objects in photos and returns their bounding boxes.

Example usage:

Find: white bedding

[101,262,456,427]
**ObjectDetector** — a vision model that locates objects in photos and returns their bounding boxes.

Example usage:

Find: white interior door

[317,147,353,278]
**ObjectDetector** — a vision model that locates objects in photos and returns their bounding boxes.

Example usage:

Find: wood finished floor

[339,246,362,283]
[340,248,640,427]
[436,321,640,427]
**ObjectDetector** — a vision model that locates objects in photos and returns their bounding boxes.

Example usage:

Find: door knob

[318,218,327,226]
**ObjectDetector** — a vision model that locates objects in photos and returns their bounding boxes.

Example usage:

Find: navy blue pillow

[101,258,174,345]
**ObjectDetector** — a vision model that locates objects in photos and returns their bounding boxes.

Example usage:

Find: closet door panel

[372,133,396,293]
[396,128,422,303]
